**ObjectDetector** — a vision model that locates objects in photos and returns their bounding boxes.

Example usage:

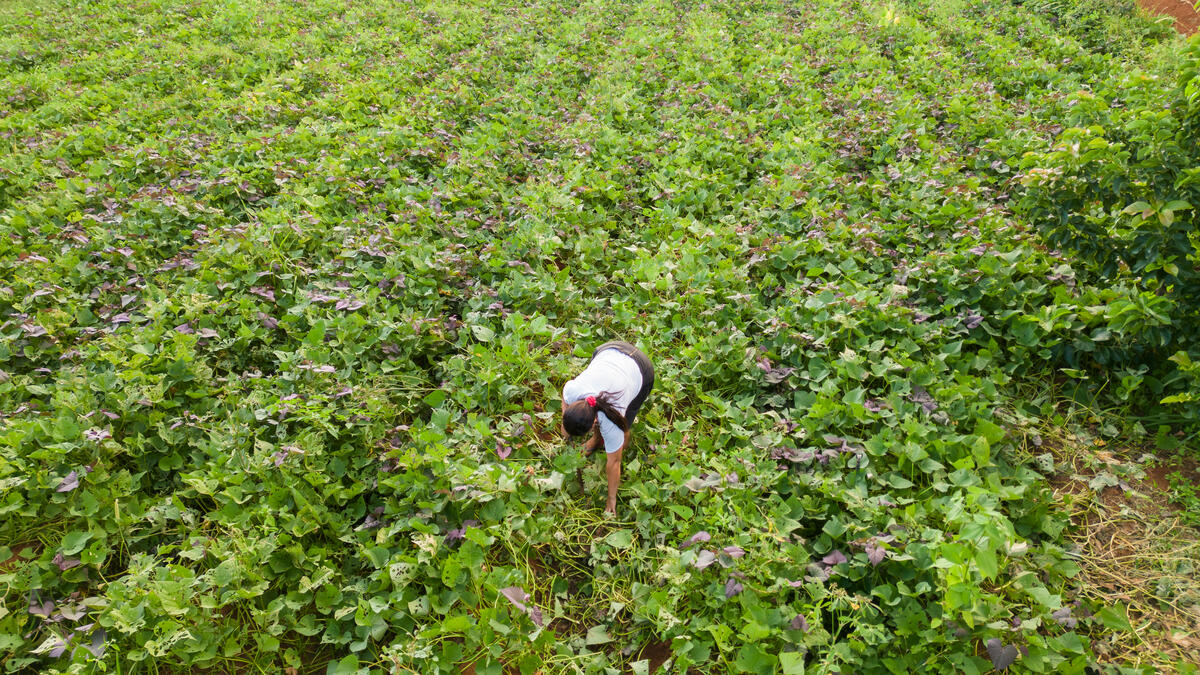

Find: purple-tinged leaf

[110,313,131,325]
[249,286,276,302]
[52,553,81,571]
[680,531,711,549]
[85,629,106,658]
[970,245,987,255]
[806,563,832,581]
[499,586,544,626]
[963,314,983,329]
[175,323,194,334]
[83,428,110,442]
[308,290,337,303]
[722,546,746,558]
[258,313,279,329]
[756,355,796,384]
[498,585,529,612]
[335,387,353,398]
[908,385,938,412]
[864,398,886,412]
[100,410,119,420]
[496,442,511,460]
[788,579,805,588]
[29,599,54,618]
[866,543,886,566]
[197,328,218,338]
[986,638,1019,671]
[335,298,365,311]
[56,471,79,493]
[694,550,717,570]
[1050,607,1077,629]
[48,637,70,658]
[821,550,847,566]
[724,576,744,599]
[789,614,810,632]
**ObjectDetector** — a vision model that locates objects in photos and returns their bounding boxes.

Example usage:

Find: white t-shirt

[562,348,643,454]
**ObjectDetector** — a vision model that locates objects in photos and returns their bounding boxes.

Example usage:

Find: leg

[604,429,631,514]
[605,447,623,515]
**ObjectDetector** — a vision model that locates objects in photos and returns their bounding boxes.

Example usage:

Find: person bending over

[560,341,655,515]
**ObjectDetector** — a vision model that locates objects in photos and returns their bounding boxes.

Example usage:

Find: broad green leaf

[585,625,612,645]
[1095,605,1133,632]
[780,652,806,675]
[423,389,447,407]
[604,529,633,549]
[326,654,358,675]
[61,531,93,555]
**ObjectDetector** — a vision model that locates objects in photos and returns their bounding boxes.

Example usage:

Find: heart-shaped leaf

[986,638,1019,670]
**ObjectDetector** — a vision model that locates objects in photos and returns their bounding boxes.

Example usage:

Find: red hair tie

[586,396,597,407]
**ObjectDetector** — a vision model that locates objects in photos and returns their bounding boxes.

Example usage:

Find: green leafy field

[0,0,1193,672]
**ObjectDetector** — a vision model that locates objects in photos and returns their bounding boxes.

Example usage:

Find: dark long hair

[562,391,628,437]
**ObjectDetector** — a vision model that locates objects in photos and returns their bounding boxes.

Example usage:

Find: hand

[604,502,616,516]
[583,431,602,456]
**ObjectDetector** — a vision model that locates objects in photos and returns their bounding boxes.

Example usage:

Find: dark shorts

[592,341,655,424]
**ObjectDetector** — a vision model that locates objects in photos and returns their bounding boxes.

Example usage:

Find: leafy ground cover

[1,0,1196,672]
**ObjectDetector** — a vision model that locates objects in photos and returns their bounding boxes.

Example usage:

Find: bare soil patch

[1138,0,1200,34]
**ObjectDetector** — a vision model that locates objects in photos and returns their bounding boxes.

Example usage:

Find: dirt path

[1139,0,1200,35]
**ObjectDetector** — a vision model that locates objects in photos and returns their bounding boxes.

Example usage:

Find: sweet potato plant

[0,0,1188,673]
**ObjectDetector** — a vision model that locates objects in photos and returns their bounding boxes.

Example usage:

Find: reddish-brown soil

[1139,0,1200,35]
